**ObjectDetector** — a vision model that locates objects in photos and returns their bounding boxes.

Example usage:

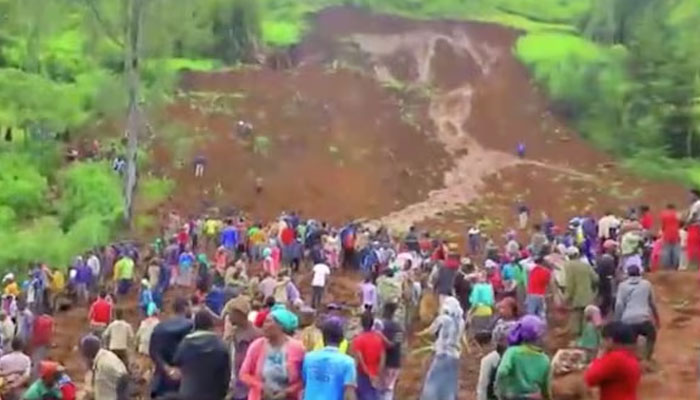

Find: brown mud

[51,5,695,400]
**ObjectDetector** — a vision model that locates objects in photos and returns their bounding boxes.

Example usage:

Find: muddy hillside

[50,6,697,400]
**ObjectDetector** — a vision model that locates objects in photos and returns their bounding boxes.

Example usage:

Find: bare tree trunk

[123,0,144,224]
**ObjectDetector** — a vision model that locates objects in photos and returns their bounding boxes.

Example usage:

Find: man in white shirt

[311,263,331,310]
[598,211,620,241]
[81,335,128,400]
[87,251,101,287]
[102,308,134,369]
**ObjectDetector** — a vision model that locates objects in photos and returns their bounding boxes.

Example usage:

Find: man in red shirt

[31,310,54,379]
[660,203,681,270]
[88,290,112,335]
[639,205,653,231]
[585,321,641,400]
[351,312,385,400]
[526,257,552,319]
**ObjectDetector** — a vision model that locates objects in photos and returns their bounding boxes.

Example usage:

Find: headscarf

[197,253,209,266]
[492,320,515,346]
[141,279,151,289]
[440,296,464,321]
[584,305,603,327]
[566,246,580,257]
[270,306,299,334]
[508,315,546,346]
[39,361,60,381]
[262,247,272,258]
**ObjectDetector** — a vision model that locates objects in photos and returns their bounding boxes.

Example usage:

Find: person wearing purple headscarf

[495,315,552,400]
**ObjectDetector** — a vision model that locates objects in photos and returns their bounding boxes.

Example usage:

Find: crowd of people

[0,189,697,400]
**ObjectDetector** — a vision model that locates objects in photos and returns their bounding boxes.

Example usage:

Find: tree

[212,0,262,63]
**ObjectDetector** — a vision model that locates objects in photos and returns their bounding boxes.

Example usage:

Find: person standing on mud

[417,296,465,400]
[80,334,129,400]
[301,317,357,400]
[193,154,206,178]
[225,296,261,400]
[660,203,681,270]
[516,142,526,159]
[614,264,659,363]
[595,241,618,318]
[518,204,529,230]
[378,302,403,400]
[529,224,548,258]
[172,310,231,400]
[563,246,599,336]
[103,308,135,369]
[149,297,193,398]
[340,223,358,269]
[113,253,135,296]
[351,311,386,400]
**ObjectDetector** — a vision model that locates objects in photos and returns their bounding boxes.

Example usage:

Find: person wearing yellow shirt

[47,268,66,312]
[114,256,135,296]
[203,218,223,251]
[247,223,267,261]
[3,274,19,297]
[51,269,66,293]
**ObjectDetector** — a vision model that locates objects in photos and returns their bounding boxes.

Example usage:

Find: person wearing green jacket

[495,315,551,400]
[563,246,599,336]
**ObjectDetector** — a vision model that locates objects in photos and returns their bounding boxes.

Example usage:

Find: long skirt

[419,354,459,400]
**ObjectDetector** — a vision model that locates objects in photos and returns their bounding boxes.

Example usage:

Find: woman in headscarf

[240,306,305,400]
[417,296,466,400]
[495,315,552,400]
[576,305,603,359]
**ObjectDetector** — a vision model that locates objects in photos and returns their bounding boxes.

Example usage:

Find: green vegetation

[515,0,700,183]
[0,148,123,270]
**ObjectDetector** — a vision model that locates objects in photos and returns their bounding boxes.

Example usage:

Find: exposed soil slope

[50,6,695,400]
